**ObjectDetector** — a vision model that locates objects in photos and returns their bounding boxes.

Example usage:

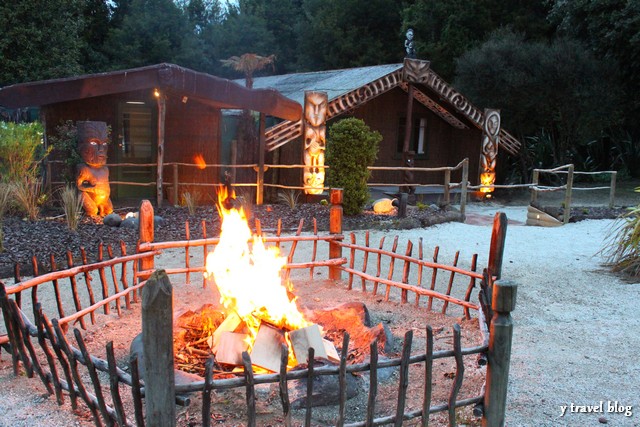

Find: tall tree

[80,0,113,73]
[0,0,84,86]
[220,53,276,89]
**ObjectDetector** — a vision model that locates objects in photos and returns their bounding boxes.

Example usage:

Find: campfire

[173,189,385,377]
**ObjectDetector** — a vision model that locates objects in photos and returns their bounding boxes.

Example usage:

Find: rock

[373,198,396,214]
[394,217,421,230]
[102,213,122,227]
[598,416,608,424]
[154,215,165,228]
[120,217,139,229]
[289,360,361,408]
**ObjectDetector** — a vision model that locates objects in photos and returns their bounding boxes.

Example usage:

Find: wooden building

[0,63,301,205]
[249,58,521,197]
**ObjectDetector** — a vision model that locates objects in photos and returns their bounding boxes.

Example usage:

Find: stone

[373,198,396,214]
[289,360,361,408]
[120,217,139,229]
[102,213,122,227]
[154,215,165,228]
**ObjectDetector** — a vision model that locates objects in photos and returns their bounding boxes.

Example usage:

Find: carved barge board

[525,205,563,227]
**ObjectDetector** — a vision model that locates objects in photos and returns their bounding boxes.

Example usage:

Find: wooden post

[443,168,451,205]
[488,212,507,280]
[142,269,176,427]
[609,171,617,208]
[530,169,539,205]
[156,93,166,208]
[329,188,343,281]
[256,113,266,205]
[172,163,179,206]
[138,200,154,276]
[483,280,517,427]
[563,165,574,225]
[460,158,468,219]
[401,85,415,193]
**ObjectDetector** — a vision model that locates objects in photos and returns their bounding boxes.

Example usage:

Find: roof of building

[0,63,302,121]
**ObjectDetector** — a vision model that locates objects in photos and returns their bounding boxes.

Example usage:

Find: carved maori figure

[76,121,113,217]
[303,91,328,195]
[480,109,500,189]
[405,28,416,59]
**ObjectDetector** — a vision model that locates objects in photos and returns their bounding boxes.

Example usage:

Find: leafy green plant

[277,189,300,210]
[48,121,81,184]
[59,185,83,231]
[11,177,44,220]
[0,121,48,182]
[602,204,640,277]
[326,118,381,215]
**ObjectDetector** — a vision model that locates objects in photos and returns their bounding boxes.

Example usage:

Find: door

[114,102,155,199]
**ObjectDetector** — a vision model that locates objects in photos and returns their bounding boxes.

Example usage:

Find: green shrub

[48,120,81,184]
[326,118,381,215]
[0,121,46,182]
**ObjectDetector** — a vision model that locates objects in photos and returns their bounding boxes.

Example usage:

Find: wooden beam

[156,93,166,207]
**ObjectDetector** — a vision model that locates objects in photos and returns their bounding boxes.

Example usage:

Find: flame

[204,187,311,364]
[480,172,495,194]
[194,154,207,170]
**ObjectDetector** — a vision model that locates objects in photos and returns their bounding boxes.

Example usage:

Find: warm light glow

[193,153,207,170]
[480,172,496,194]
[154,88,160,98]
[204,187,311,366]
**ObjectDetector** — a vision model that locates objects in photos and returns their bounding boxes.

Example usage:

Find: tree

[455,30,623,176]
[80,0,114,73]
[220,53,276,89]
[0,0,84,86]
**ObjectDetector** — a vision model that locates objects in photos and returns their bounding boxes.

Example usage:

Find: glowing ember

[204,188,311,365]
[479,172,495,194]
[194,153,207,170]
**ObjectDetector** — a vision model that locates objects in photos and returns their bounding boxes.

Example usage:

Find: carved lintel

[402,58,431,83]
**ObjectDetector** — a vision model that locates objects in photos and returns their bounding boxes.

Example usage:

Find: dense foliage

[326,118,380,215]
[1,0,639,180]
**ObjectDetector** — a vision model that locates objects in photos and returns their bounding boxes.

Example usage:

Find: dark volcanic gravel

[0,202,461,279]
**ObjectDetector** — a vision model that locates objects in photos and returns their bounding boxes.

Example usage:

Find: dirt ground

[2,182,640,426]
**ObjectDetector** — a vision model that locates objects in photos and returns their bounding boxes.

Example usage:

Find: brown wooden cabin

[0,63,301,205]
[249,58,521,200]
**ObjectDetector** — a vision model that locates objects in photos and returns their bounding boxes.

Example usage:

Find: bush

[602,203,640,277]
[0,121,46,182]
[326,118,381,215]
[48,120,81,184]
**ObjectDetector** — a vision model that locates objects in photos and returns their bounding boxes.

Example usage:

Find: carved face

[305,92,327,127]
[406,29,414,41]
[79,138,108,167]
[485,112,500,136]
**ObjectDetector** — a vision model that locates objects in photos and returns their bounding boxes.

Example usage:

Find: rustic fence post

[563,165,574,225]
[488,212,507,280]
[256,113,266,205]
[530,169,539,205]
[609,171,617,208]
[483,280,517,427]
[142,269,176,427]
[443,168,451,205]
[172,163,179,206]
[329,188,343,281]
[460,158,468,219]
[138,200,154,283]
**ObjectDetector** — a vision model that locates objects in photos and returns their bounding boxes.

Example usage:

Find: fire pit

[0,189,517,426]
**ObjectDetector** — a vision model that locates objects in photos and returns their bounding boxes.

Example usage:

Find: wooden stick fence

[0,192,516,427]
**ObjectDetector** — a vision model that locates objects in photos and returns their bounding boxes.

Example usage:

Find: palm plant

[602,201,640,277]
[220,53,276,89]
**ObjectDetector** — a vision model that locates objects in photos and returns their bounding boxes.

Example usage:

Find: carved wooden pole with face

[303,91,328,195]
[479,109,500,194]
[76,121,113,217]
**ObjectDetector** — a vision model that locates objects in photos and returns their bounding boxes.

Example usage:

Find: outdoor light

[480,172,495,194]
[154,88,160,98]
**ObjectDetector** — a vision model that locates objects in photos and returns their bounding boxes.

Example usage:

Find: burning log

[250,323,287,372]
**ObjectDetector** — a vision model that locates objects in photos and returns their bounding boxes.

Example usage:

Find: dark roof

[0,63,302,121]
[243,64,403,105]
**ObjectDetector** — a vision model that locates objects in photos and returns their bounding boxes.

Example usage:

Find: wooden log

[441,251,460,314]
[304,347,315,427]
[79,248,99,320]
[525,205,563,227]
[348,233,356,290]
[415,238,424,306]
[138,200,155,277]
[336,334,350,427]
[12,299,50,390]
[30,255,40,321]
[366,340,378,427]
[361,231,370,291]
[202,357,214,427]
[384,236,399,301]
[309,218,319,280]
[251,323,287,373]
[483,280,517,427]
[373,236,386,295]
[488,212,508,280]
[460,158,468,219]
[14,264,22,308]
[119,242,131,309]
[215,332,249,366]
[422,326,433,427]
[156,94,166,207]
[0,281,22,375]
[285,219,305,282]
[447,324,463,425]
[463,254,479,320]
[242,351,257,427]
[74,329,113,426]
[394,330,413,427]
[609,171,617,208]
[563,164,574,224]
[129,354,145,427]
[106,342,127,427]
[427,247,439,310]
[278,344,292,427]
[141,270,175,427]
[401,240,413,304]
[105,245,122,316]
[35,305,64,405]
[67,251,87,329]
[7,299,34,378]
[96,244,111,316]
[42,313,78,410]
[290,324,327,362]
[49,254,66,319]
[329,188,343,280]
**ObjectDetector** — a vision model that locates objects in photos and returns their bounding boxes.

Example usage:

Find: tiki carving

[405,28,416,59]
[76,121,113,216]
[303,91,328,195]
[402,58,431,83]
[479,109,500,192]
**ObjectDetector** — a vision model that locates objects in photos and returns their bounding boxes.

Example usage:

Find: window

[397,117,428,157]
